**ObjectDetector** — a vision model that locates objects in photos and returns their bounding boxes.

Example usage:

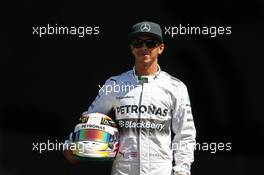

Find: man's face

[130,35,164,64]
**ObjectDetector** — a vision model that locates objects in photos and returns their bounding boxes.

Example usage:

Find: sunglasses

[130,39,161,48]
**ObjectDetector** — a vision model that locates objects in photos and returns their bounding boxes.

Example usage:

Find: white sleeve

[66,78,116,145]
[86,77,116,115]
[172,83,196,175]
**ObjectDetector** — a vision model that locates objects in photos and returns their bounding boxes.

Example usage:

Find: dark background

[2,0,264,174]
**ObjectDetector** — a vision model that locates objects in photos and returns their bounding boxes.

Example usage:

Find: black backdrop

[2,1,264,175]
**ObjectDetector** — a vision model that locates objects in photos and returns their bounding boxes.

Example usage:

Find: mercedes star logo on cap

[140,23,151,32]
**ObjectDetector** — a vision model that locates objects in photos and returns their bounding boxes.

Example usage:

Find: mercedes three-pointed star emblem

[140,23,151,32]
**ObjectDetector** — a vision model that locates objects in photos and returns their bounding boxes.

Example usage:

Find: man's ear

[158,44,165,54]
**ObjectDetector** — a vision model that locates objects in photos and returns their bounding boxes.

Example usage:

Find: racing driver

[64,21,196,175]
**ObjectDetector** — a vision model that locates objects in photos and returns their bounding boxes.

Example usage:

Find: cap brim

[128,32,163,43]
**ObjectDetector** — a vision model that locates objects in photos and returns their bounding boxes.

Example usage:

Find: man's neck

[135,61,158,76]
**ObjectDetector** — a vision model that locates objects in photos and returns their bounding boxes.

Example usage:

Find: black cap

[128,21,163,43]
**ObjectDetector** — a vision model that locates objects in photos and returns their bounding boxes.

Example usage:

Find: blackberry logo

[118,120,165,131]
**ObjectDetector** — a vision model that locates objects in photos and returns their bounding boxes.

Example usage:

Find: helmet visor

[73,129,112,143]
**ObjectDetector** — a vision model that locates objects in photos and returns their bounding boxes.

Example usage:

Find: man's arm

[63,77,116,164]
[62,132,80,165]
[86,77,116,114]
[172,83,196,175]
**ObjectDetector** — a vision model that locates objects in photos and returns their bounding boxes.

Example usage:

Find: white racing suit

[86,66,196,175]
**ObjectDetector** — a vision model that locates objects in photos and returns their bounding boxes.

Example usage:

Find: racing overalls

[87,66,196,175]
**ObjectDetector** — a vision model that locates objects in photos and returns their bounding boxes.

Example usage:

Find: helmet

[71,112,119,161]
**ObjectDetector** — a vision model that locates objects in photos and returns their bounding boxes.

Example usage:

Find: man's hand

[63,149,80,165]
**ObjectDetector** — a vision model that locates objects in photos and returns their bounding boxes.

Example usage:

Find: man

[64,21,196,175]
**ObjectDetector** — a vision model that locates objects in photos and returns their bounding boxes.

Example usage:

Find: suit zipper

[138,82,144,175]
